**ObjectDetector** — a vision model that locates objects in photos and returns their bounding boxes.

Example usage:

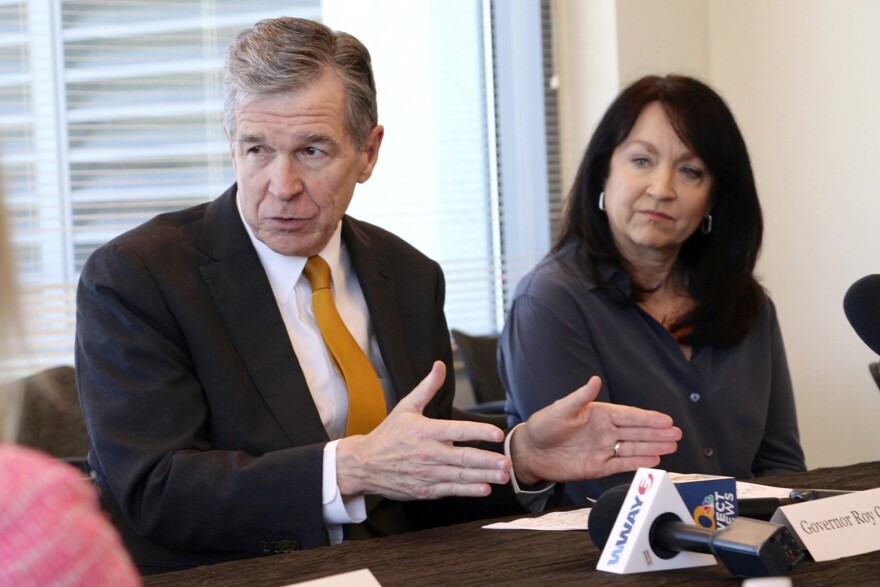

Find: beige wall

[554,0,880,468]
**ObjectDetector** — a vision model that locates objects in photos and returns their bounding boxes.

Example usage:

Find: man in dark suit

[75,17,682,575]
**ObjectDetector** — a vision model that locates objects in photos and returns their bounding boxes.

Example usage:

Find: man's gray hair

[223,17,377,148]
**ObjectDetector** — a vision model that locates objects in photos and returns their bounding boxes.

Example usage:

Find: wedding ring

[612,440,622,458]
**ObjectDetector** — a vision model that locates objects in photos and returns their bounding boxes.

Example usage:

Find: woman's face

[603,101,713,263]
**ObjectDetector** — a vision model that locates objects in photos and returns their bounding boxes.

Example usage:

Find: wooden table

[145,461,880,586]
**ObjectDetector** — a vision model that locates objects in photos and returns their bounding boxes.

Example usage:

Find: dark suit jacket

[75,185,527,574]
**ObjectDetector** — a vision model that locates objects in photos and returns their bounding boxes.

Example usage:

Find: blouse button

[689,392,701,402]
[704,447,715,458]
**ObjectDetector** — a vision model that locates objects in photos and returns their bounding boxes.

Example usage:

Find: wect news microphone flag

[588,468,804,578]
[843,274,880,356]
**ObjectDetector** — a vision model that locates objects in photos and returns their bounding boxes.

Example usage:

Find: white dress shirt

[237,204,394,543]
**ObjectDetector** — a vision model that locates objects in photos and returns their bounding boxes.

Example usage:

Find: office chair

[451,329,507,415]
[12,365,91,474]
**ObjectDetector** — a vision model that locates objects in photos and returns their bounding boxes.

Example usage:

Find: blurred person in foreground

[0,179,140,585]
[75,17,681,575]
[500,74,806,505]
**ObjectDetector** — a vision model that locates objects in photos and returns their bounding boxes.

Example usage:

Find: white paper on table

[482,482,808,532]
[283,568,381,587]
[736,480,793,499]
[482,508,590,531]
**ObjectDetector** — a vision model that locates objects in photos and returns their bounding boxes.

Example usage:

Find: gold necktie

[304,256,387,436]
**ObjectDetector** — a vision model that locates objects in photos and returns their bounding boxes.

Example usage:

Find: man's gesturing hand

[509,376,682,486]
[336,361,511,501]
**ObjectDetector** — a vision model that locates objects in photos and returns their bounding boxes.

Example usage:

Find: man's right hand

[335,361,512,501]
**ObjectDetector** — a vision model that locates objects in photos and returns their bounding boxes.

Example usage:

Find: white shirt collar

[236,195,343,305]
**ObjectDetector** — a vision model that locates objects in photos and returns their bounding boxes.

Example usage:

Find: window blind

[0,0,553,379]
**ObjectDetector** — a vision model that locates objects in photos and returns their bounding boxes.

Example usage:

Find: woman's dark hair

[554,74,763,347]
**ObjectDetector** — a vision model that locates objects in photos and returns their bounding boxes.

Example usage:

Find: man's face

[228,72,383,257]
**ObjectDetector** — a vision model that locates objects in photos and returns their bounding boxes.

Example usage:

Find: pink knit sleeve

[0,444,141,586]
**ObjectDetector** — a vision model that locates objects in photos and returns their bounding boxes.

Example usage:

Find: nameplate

[770,487,880,561]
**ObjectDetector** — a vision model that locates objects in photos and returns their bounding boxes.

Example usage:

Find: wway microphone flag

[596,468,716,574]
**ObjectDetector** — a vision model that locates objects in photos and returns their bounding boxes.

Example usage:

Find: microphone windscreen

[843,274,880,355]
[587,484,630,549]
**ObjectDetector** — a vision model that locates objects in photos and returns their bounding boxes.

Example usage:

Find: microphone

[737,489,854,521]
[589,485,805,578]
[843,274,880,355]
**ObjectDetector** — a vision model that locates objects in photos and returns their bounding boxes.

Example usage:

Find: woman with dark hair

[499,74,805,504]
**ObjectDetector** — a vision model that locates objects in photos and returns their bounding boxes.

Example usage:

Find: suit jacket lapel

[343,217,416,406]
[197,186,327,443]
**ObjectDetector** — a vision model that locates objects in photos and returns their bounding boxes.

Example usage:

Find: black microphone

[737,489,854,521]
[589,485,805,578]
[843,274,880,355]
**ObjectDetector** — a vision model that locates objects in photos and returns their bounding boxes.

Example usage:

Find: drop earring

[598,191,605,211]
[700,214,713,234]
